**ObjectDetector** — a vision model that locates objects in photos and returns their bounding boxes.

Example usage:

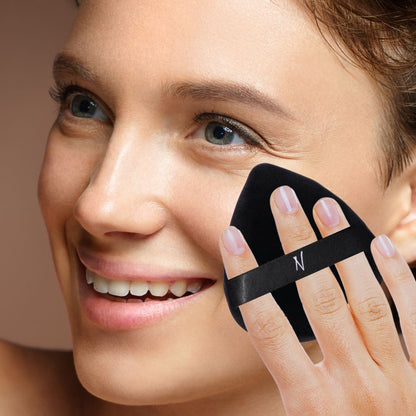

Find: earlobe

[389,164,416,267]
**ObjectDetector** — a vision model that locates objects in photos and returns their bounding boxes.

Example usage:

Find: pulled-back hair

[74,0,415,185]
[302,0,416,185]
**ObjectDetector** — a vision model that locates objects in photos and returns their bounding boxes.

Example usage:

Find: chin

[69,314,267,407]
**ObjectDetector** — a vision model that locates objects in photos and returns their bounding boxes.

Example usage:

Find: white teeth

[86,269,206,298]
[187,281,203,294]
[108,280,130,297]
[149,281,169,297]
[130,281,149,297]
[93,276,109,294]
[170,280,187,297]
[86,269,94,284]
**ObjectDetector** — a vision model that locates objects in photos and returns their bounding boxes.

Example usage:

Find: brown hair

[302,0,416,185]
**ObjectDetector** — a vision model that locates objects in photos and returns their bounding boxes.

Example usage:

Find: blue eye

[70,94,109,122]
[204,122,245,145]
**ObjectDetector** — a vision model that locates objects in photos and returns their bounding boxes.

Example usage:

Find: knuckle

[311,285,344,316]
[289,223,315,246]
[249,312,288,351]
[355,295,390,323]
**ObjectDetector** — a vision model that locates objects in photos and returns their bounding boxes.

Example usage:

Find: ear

[388,162,416,268]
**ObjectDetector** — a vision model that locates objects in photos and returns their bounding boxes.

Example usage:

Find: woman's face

[38,0,404,406]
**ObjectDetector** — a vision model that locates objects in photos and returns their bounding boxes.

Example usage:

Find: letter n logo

[293,251,305,272]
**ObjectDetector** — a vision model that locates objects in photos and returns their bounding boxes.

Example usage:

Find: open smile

[76,250,216,330]
[86,268,212,302]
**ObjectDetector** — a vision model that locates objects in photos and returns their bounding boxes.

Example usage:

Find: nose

[74,124,169,239]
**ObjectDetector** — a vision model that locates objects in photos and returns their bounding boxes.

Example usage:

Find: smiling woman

[2,0,416,415]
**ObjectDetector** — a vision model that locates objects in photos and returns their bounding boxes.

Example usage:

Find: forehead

[71,0,313,49]
[65,0,331,90]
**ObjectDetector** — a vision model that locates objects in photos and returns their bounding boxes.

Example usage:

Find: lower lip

[77,263,212,330]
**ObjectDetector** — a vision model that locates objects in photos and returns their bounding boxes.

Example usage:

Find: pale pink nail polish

[222,226,245,255]
[274,186,299,214]
[375,234,396,258]
[316,198,340,228]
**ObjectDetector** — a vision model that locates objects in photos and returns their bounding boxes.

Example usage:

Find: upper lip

[77,247,215,282]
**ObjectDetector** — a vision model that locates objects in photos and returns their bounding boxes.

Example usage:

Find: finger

[313,198,405,370]
[270,187,367,364]
[372,235,416,365]
[220,226,316,390]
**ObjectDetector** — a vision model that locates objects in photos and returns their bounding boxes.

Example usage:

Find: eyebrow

[53,52,96,83]
[52,52,294,119]
[165,81,294,119]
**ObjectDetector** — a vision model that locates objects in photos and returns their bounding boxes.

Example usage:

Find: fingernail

[222,226,246,255]
[316,198,340,228]
[375,234,396,258]
[274,186,299,214]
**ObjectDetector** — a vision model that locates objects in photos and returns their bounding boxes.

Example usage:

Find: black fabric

[223,164,382,341]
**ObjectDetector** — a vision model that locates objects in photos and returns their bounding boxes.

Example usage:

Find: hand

[220,186,416,415]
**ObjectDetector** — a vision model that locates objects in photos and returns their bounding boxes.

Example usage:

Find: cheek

[38,130,99,231]
[321,161,390,234]
[38,129,105,298]
[166,168,246,263]
[294,130,390,234]
[323,172,397,237]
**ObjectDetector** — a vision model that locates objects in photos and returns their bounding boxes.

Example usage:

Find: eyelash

[49,82,82,106]
[192,112,263,147]
[49,82,112,120]
[49,82,264,147]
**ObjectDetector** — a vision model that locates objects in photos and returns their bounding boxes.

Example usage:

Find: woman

[2,0,416,414]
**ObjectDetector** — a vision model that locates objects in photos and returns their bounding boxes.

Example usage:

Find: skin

[2,0,416,414]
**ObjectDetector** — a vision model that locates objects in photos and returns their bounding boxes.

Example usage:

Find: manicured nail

[274,186,299,214]
[315,198,340,228]
[222,226,246,255]
[375,234,396,258]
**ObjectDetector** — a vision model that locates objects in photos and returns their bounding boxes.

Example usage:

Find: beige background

[1,1,77,349]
